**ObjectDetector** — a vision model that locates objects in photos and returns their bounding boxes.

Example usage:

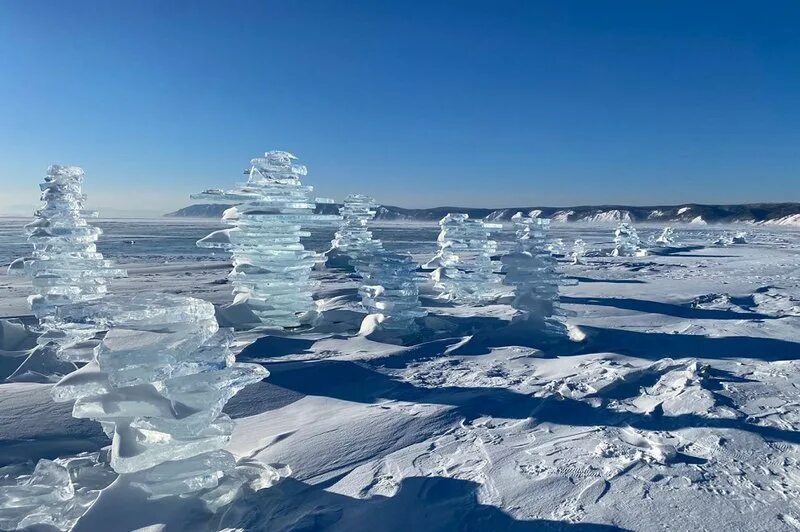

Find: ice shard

[327,194,379,270]
[611,222,647,257]
[50,294,279,510]
[0,453,115,531]
[193,151,339,328]
[427,213,502,304]
[6,165,126,379]
[500,214,574,335]
[357,250,427,343]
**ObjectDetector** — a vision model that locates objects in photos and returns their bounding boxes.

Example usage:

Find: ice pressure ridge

[6,165,126,380]
[193,151,338,328]
[500,213,575,334]
[50,294,278,510]
[327,193,380,269]
[612,222,647,257]
[427,213,503,304]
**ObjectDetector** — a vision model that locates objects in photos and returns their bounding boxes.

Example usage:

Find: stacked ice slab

[428,213,502,304]
[328,194,380,269]
[7,165,126,375]
[612,222,647,257]
[51,294,276,509]
[358,251,427,342]
[193,151,338,328]
[501,214,574,333]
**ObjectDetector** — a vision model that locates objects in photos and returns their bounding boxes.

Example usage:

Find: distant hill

[165,202,800,226]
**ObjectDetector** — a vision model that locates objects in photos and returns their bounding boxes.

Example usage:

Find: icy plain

[1,219,799,531]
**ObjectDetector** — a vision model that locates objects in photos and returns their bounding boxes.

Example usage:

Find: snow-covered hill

[166,202,800,225]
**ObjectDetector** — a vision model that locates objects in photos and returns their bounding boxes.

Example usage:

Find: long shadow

[562,296,774,320]
[567,276,646,285]
[648,245,706,256]
[220,476,626,531]
[239,336,317,359]
[247,359,800,446]
[581,326,800,362]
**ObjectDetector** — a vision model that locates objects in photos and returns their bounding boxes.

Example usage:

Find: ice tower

[327,194,380,269]
[500,214,574,335]
[193,151,338,328]
[612,222,647,257]
[427,213,502,303]
[357,251,427,343]
[7,165,126,379]
[51,294,279,510]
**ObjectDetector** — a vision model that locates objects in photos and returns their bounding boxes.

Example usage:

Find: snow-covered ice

[0,219,799,531]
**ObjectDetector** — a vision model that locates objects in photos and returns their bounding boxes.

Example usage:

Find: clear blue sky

[1,1,798,216]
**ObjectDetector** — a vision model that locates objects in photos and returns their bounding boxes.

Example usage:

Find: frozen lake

[1,218,799,530]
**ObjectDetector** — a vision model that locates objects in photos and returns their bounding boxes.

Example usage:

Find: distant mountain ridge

[165,202,800,225]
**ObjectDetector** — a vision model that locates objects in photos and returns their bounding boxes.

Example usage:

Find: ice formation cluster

[612,222,647,257]
[7,165,126,379]
[357,251,427,342]
[327,194,380,269]
[50,294,277,509]
[193,151,338,328]
[427,213,502,303]
[500,214,574,334]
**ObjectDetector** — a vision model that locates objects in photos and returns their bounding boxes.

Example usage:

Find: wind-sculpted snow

[327,194,379,270]
[50,294,278,509]
[6,165,126,380]
[357,251,427,343]
[500,214,575,334]
[193,151,339,328]
[612,222,647,257]
[427,213,502,304]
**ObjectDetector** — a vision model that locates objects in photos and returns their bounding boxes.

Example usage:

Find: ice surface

[194,151,340,328]
[500,214,574,333]
[427,213,502,304]
[357,251,427,343]
[50,293,276,507]
[611,222,647,257]
[7,165,126,371]
[327,194,380,270]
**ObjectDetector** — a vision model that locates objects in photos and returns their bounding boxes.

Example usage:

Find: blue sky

[0,1,798,216]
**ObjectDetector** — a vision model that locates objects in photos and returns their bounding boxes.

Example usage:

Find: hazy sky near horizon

[1,0,798,216]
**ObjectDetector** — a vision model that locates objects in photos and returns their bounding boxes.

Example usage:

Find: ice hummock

[611,222,647,257]
[50,294,280,509]
[6,165,127,380]
[427,213,502,304]
[193,151,339,328]
[357,251,427,343]
[570,238,587,265]
[500,214,575,335]
[326,193,380,270]
[655,226,676,246]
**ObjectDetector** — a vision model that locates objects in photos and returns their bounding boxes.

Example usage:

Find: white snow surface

[1,221,800,531]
